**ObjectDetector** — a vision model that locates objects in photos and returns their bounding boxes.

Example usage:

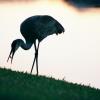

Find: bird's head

[7,39,22,63]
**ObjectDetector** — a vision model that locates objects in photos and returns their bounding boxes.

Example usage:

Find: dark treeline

[64,0,100,8]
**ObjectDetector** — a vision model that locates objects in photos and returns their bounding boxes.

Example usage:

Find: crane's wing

[20,15,65,42]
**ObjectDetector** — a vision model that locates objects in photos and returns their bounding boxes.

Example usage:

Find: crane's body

[20,15,64,42]
[7,15,65,75]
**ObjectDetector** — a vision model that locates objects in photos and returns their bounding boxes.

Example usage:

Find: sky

[0,0,100,89]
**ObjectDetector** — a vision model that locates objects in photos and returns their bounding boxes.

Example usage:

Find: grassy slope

[0,68,100,100]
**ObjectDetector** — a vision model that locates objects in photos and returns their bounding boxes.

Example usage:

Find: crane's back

[20,15,65,42]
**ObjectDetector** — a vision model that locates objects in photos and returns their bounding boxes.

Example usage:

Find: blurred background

[0,0,100,89]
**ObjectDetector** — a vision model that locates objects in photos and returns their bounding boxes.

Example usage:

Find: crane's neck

[20,39,33,50]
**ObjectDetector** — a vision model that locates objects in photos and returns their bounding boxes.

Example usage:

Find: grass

[0,67,100,100]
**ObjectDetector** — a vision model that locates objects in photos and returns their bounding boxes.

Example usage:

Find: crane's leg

[30,42,37,74]
[36,41,40,76]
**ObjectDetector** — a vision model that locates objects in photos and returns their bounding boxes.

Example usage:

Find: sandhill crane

[7,15,65,75]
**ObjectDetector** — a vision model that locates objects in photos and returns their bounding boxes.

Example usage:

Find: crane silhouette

[7,15,65,75]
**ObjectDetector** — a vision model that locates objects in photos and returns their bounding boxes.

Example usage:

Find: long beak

[7,49,15,64]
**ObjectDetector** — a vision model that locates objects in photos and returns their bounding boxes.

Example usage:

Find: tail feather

[56,22,65,35]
